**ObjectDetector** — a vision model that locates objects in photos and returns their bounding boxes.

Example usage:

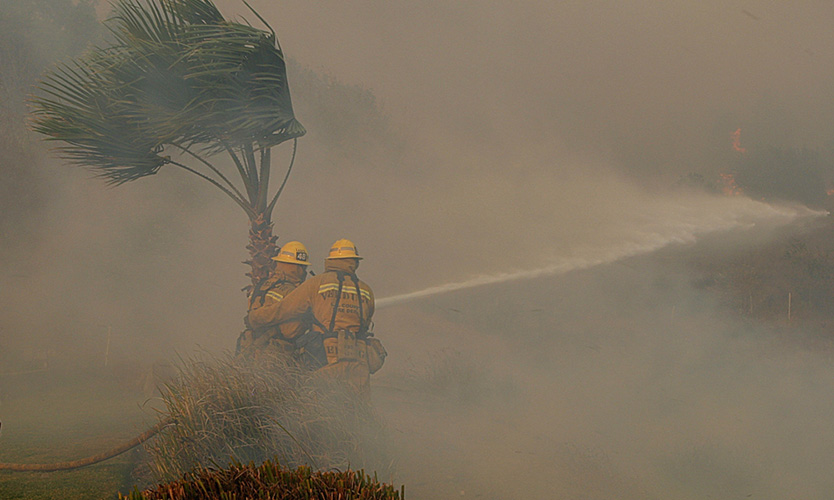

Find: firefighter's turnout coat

[253,258,378,392]
[239,268,306,356]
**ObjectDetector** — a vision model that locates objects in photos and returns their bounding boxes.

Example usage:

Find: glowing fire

[732,128,746,153]
[827,189,834,196]
[720,173,743,196]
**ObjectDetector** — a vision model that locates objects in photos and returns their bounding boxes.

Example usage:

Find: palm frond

[30,0,304,184]
[31,56,169,184]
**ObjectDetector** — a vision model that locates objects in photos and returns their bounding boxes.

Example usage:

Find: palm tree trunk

[243,213,278,295]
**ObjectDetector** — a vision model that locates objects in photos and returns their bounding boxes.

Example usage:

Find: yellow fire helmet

[327,238,363,260]
[273,241,312,266]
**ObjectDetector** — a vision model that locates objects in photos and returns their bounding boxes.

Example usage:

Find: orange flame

[827,189,834,196]
[720,173,743,196]
[732,128,746,153]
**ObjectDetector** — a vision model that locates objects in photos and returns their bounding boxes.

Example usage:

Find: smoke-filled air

[3,0,834,498]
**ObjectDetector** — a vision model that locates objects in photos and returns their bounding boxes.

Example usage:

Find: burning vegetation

[732,128,747,154]
[719,172,743,196]
[676,127,834,208]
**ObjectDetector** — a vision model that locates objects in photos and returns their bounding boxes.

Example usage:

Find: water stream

[378,198,825,308]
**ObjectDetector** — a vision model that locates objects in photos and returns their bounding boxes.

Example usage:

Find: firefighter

[237,240,312,359]
[252,238,386,394]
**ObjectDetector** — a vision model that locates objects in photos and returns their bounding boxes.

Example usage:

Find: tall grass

[143,352,391,483]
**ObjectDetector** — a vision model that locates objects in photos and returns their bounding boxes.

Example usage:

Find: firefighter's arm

[271,279,315,325]
[277,316,310,340]
[248,288,285,328]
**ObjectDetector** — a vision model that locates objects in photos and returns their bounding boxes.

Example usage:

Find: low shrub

[121,459,403,499]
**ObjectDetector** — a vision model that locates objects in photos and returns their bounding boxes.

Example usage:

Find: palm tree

[29,0,306,293]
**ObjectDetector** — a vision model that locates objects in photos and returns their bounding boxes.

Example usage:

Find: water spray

[377,199,826,308]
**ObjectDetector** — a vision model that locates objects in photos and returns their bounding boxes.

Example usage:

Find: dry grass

[142,352,392,484]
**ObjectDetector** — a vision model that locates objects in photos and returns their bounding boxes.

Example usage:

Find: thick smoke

[3,1,834,498]
[247,0,834,179]
[372,236,834,498]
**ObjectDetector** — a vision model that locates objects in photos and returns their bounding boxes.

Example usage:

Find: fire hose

[0,419,171,472]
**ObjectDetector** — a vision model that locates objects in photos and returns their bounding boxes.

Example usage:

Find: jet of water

[377,198,825,308]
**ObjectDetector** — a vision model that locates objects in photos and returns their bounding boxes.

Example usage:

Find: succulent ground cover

[121,460,403,499]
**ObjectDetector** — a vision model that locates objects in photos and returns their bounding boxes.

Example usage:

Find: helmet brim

[272,257,312,266]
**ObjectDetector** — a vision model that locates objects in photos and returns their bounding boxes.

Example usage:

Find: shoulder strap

[310,271,364,337]
[347,273,368,337]
[251,277,290,307]
[328,271,346,334]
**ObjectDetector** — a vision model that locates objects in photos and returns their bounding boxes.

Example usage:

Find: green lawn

[0,367,158,499]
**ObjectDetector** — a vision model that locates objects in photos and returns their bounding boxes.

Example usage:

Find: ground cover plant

[122,460,403,499]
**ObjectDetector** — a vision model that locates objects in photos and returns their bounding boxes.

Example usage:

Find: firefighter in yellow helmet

[250,239,386,394]
[237,240,312,359]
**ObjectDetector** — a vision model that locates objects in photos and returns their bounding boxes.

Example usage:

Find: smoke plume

[4,1,834,497]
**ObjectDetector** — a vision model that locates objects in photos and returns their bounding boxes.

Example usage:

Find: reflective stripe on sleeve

[319,282,371,300]
[318,283,340,295]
